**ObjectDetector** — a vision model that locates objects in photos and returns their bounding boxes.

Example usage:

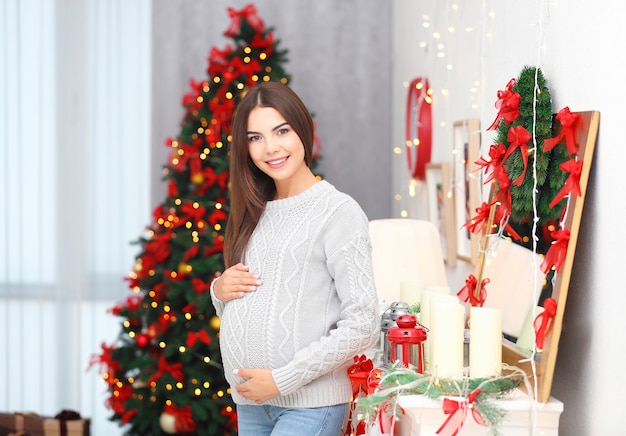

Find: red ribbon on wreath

[405,77,432,180]
[487,78,521,130]
[504,125,532,186]
[540,229,570,274]
[549,159,583,208]
[543,107,580,156]
[475,143,507,185]
[533,298,557,351]
[436,388,486,436]
[457,274,489,307]
[463,201,521,241]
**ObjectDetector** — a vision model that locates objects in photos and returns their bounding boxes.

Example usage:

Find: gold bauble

[177,261,191,275]
[209,316,221,330]
[191,172,204,185]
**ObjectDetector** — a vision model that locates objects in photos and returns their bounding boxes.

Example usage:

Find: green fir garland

[358,364,524,436]
[493,66,569,252]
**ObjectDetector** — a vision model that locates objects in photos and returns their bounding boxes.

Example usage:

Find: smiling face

[246,106,316,198]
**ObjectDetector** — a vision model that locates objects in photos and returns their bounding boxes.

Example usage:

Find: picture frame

[452,119,482,264]
[425,162,457,267]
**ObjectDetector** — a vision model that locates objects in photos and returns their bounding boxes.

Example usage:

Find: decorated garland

[354,362,527,436]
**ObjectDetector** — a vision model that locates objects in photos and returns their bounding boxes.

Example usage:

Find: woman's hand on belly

[214,263,262,301]
[233,368,280,404]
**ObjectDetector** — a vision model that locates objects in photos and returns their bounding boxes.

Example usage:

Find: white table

[394,391,563,436]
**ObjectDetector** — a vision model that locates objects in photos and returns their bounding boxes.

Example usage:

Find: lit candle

[430,296,465,378]
[469,307,502,378]
[400,281,423,307]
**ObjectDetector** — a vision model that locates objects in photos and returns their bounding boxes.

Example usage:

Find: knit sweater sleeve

[270,199,380,396]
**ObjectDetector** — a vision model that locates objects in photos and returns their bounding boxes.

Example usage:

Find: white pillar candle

[400,281,423,307]
[420,287,451,371]
[516,306,545,353]
[430,296,465,378]
[469,307,502,378]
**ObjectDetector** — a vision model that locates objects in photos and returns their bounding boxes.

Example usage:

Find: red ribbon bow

[220,405,238,434]
[492,165,513,216]
[436,389,486,436]
[475,143,507,185]
[192,278,211,294]
[540,229,570,274]
[164,403,197,434]
[148,356,185,386]
[543,107,580,156]
[224,4,265,37]
[186,329,212,348]
[533,298,557,351]
[463,202,521,241]
[457,274,489,307]
[487,78,521,130]
[88,342,122,378]
[549,159,583,208]
[180,202,208,228]
[504,125,532,185]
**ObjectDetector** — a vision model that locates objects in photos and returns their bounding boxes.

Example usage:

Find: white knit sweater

[211,180,380,407]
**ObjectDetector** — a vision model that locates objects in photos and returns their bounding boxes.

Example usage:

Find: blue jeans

[236,403,349,436]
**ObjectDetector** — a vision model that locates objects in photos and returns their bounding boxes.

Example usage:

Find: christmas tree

[471,66,568,253]
[90,4,319,435]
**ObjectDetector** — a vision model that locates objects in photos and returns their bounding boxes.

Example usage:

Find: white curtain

[0,1,151,434]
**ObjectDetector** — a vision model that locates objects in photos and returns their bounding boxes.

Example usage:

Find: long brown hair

[224,81,315,267]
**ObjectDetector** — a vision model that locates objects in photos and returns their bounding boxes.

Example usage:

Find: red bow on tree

[487,78,521,130]
[436,388,486,436]
[148,356,185,386]
[463,202,521,241]
[181,78,207,113]
[192,278,211,294]
[207,46,233,77]
[224,4,265,37]
[549,159,583,208]
[540,229,570,274]
[179,203,208,228]
[164,403,197,434]
[534,298,557,351]
[220,406,238,434]
[105,383,134,416]
[492,166,513,216]
[186,329,212,348]
[543,107,580,156]
[88,342,122,377]
[504,125,532,185]
[475,143,507,185]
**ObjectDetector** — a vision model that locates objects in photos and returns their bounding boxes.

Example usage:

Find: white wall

[392,1,624,434]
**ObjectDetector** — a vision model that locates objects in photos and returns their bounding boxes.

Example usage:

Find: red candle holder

[387,314,428,373]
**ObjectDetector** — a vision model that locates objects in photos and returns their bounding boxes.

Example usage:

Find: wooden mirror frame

[498,110,600,403]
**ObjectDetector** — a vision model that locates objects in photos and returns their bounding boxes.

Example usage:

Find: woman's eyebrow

[246,122,289,135]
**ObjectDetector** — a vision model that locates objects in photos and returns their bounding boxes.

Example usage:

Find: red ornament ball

[135,332,150,348]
